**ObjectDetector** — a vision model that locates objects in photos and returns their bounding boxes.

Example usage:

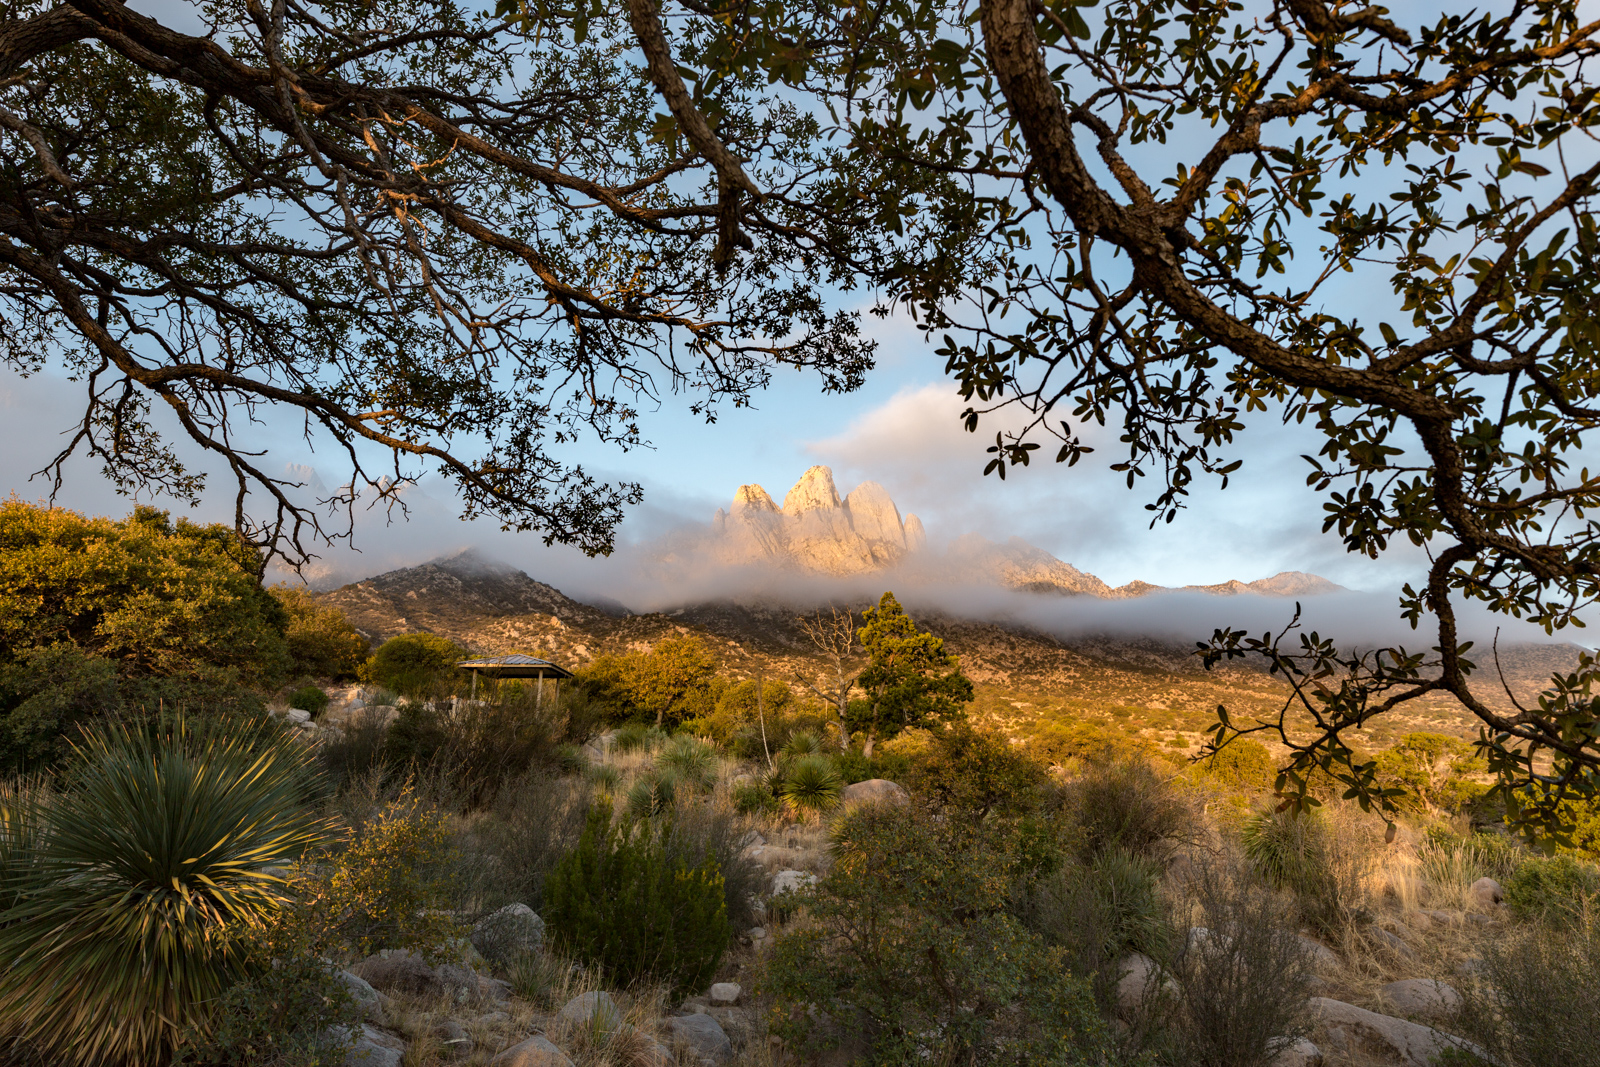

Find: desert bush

[781,753,843,819]
[0,643,120,772]
[317,706,393,788]
[1450,916,1600,1067]
[658,735,718,792]
[627,770,679,819]
[0,718,331,1067]
[767,803,1119,1065]
[1504,853,1600,924]
[664,801,767,929]
[543,807,731,997]
[587,762,622,791]
[733,779,780,816]
[360,632,464,698]
[289,684,330,717]
[382,692,562,808]
[1200,738,1275,793]
[269,585,370,681]
[1241,807,1371,936]
[1373,732,1487,816]
[1059,756,1193,864]
[1021,847,1170,1007]
[1163,865,1315,1067]
[832,744,913,786]
[465,771,593,913]
[907,723,1048,818]
[554,743,590,774]
[611,723,652,753]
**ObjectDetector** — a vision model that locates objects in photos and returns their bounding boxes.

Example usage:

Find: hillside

[319,550,1583,756]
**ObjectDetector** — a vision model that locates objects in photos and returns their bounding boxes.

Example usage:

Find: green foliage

[0,644,120,772]
[833,744,913,786]
[1024,848,1170,993]
[626,770,679,819]
[289,684,330,717]
[1505,854,1600,925]
[851,592,974,751]
[733,779,780,816]
[0,500,291,684]
[657,735,718,792]
[269,586,370,681]
[380,691,562,807]
[579,636,718,727]
[1373,733,1487,815]
[360,633,464,698]
[586,762,621,791]
[1059,757,1193,864]
[543,807,731,998]
[781,730,823,757]
[1200,738,1275,793]
[767,803,1118,1065]
[1452,918,1600,1067]
[908,723,1048,818]
[0,717,331,1066]
[555,743,590,774]
[611,723,652,753]
[780,754,844,818]
[1241,808,1366,937]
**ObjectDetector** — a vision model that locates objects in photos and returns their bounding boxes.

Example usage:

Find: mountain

[694,465,1339,599]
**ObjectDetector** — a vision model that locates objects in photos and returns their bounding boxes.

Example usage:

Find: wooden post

[537,671,545,711]
[471,669,478,700]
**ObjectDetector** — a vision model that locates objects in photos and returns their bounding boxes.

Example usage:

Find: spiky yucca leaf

[0,718,334,1067]
[781,755,843,819]
[626,770,678,819]
[587,762,622,791]
[781,730,823,757]
[658,736,717,792]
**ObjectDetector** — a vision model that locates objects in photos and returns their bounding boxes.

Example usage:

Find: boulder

[839,779,908,810]
[1368,928,1417,960]
[747,927,767,941]
[1270,1036,1322,1067]
[706,1007,753,1048]
[475,1011,512,1027]
[772,869,817,895]
[334,969,385,1024]
[1470,877,1504,908]
[709,982,741,1006]
[1297,936,1340,973]
[1418,909,1463,927]
[1311,997,1481,1067]
[558,990,622,1035]
[435,1019,473,1059]
[1115,953,1166,1013]
[745,845,809,872]
[351,952,479,1002]
[328,1024,405,1067]
[471,903,545,962]
[490,1034,573,1067]
[664,1013,733,1065]
[287,708,312,724]
[737,829,766,851]
[1380,979,1462,1022]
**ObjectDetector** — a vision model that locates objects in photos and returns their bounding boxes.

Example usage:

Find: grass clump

[657,735,718,792]
[1059,756,1193,863]
[1454,917,1600,1067]
[626,770,678,819]
[289,684,330,717]
[1241,807,1367,936]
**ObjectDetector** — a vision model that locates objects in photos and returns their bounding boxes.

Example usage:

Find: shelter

[456,654,573,707]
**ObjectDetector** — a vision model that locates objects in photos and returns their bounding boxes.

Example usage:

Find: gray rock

[839,779,909,809]
[472,903,545,962]
[747,926,767,940]
[1270,1036,1322,1067]
[490,1034,573,1067]
[1380,979,1462,1022]
[1297,936,1340,972]
[328,1024,405,1067]
[771,869,816,895]
[352,952,479,1002]
[1471,877,1504,907]
[664,1013,733,1065]
[1419,908,1463,927]
[1116,953,1164,1013]
[709,982,741,1006]
[558,990,622,1035]
[436,962,485,1003]
[706,1007,753,1048]
[737,829,766,851]
[335,969,385,1023]
[287,708,312,723]
[1368,927,1417,960]
[435,1019,473,1059]
[1311,997,1482,1067]
[475,1011,512,1027]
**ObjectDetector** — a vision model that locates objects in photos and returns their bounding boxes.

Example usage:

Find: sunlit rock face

[714,466,923,576]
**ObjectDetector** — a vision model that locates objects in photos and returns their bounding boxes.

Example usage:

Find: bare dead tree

[795,606,861,749]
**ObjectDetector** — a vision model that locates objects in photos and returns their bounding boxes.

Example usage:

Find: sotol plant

[781,754,844,819]
[0,718,331,1066]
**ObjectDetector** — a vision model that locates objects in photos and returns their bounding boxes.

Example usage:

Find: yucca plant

[587,762,622,791]
[612,724,650,753]
[781,755,844,819]
[658,736,718,793]
[627,770,679,819]
[781,730,823,758]
[555,743,590,774]
[0,718,333,1067]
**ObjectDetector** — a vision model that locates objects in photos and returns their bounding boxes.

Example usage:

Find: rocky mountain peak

[783,465,842,514]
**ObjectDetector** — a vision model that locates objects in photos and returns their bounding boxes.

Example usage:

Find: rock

[709,982,741,1006]
[1297,936,1340,972]
[1115,953,1165,1013]
[614,1024,674,1067]
[748,927,767,941]
[839,779,909,810]
[1311,997,1482,1067]
[287,708,312,723]
[664,1013,733,1065]
[351,952,479,1002]
[435,1020,473,1058]
[437,962,486,1003]
[1419,909,1463,927]
[328,1024,405,1067]
[772,869,816,895]
[471,903,545,962]
[1368,928,1417,960]
[706,1007,753,1048]
[490,1034,573,1067]
[558,990,621,1035]
[475,1011,512,1027]
[1270,1036,1322,1067]
[335,969,385,1023]
[1455,957,1484,977]
[1470,877,1504,907]
[745,845,809,872]
[1380,979,1462,1022]
[736,829,765,851]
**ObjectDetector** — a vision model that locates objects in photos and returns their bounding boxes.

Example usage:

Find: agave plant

[626,770,679,819]
[658,736,718,793]
[781,755,844,819]
[0,718,334,1067]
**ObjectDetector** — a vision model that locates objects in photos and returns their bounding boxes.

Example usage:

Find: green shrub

[0,643,120,772]
[612,724,651,753]
[657,735,718,792]
[1060,756,1193,863]
[555,743,590,774]
[1241,807,1368,936]
[0,718,331,1067]
[733,779,780,816]
[544,808,731,998]
[627,770,678,819]
[587,762,622,791]
[1022,848,1170,1001]
[1452,918,1600,1067]
[1505,854,1600,924]
[269,584,370,681]
[1201,738,1275,792]
[290,684,330,717]
[832,745,912,786]
[360,632,464,698]
[464,771,593,914]
[781,730,823,757]
[767,803,1118,1064]
[907,723,1048,817]
[781,754,843,818]
[381,692,561,808]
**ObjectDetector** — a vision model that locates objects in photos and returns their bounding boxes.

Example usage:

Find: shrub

[1505,854,1600,924]
[0,718,331,1067]
[832,744,913,786]
[1452,917,1600,1067]
[665,802,768,929]
[290,684,330,717]
[1060,756,1193,864]
[627,770,678,819]
[544,807,731,998]
[1200,738,1275,793]
[269,584,370,680]
[587,762,622,791]
[0,643,120,772]
[908,723,1048,818]
[1021,848,1170,1005]
[465,771,593,913]
[657,735,718,792]
[781,730,823,757]
[555,743,590,774]
[767,803,1118,1064]
[611,723,651,753]
[360,632,464,698]
[1241,807,1370,936]
[781,754,844,819]
[733,779,780,816]
[382,691,561,808]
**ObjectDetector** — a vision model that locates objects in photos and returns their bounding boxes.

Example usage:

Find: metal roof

[455,654,573,678]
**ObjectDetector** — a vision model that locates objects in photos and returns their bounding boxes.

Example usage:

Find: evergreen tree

[851,593,973,756]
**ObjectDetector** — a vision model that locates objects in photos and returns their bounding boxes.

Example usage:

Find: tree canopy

[852,592,973,753]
